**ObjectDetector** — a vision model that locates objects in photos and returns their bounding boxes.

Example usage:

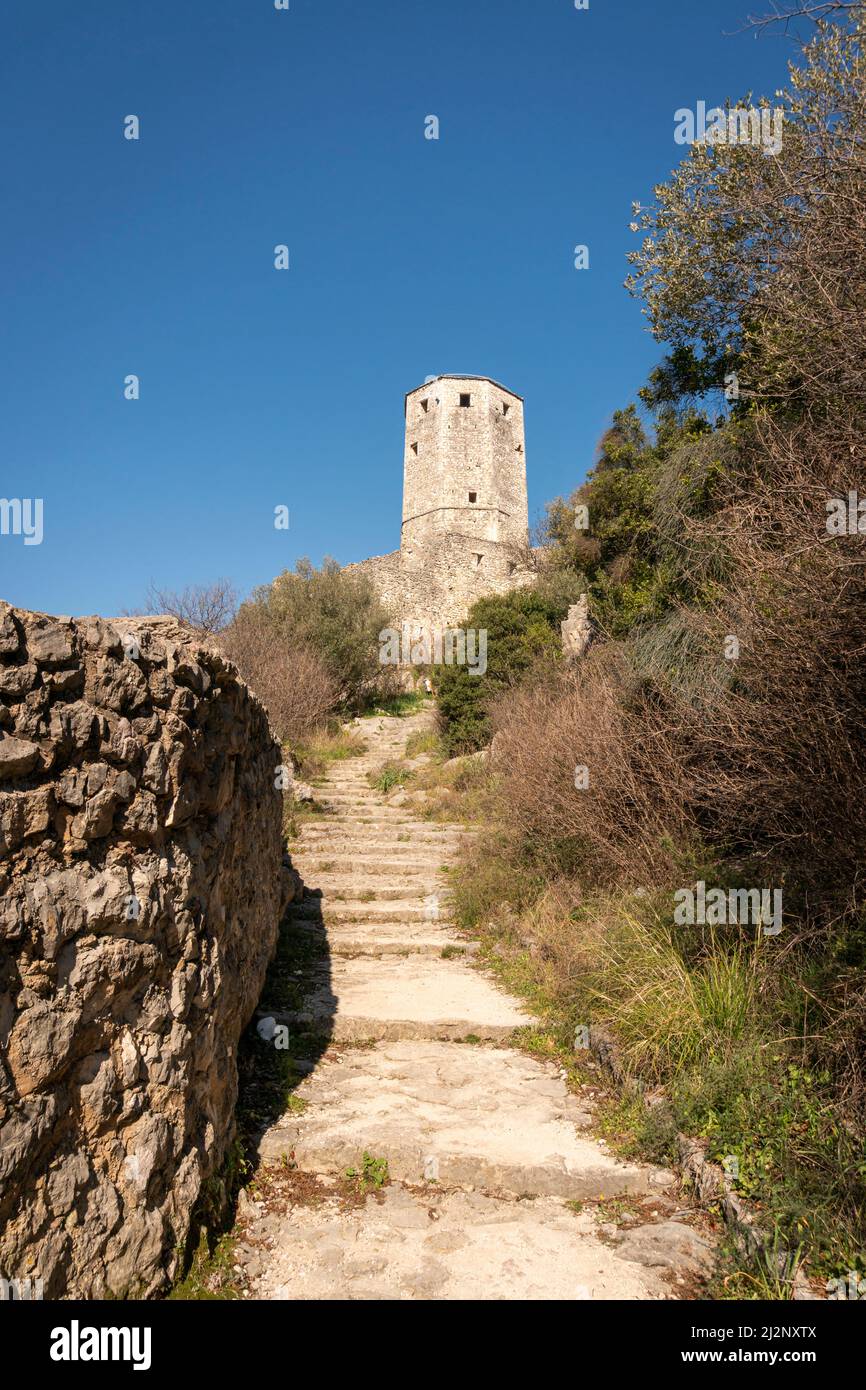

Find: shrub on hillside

[143,579,239,634]
[221,606,339,746]
[490,651,699,886]
[434,581,581,755]
[439,8,866,1284]
[675,417,866,899]
[239,557,396,713]
[541,404,731,639]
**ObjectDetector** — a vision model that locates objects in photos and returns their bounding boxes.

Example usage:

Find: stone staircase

[239,710,712,1300]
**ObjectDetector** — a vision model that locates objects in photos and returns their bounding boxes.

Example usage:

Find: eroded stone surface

[258,1040,649,1198]
[246,1183,668,1302]
[0,607,298,1298]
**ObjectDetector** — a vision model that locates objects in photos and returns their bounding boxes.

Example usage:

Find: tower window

[420,398,429,413]
[468,491,477,503]
[410,442,418,455]
[473,553,483,568]
[503,402,510,416]
[459,393,471,407]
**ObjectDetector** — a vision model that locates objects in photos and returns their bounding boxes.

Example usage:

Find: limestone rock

[0,786,54,852]
[28,623,75,667]
[614,1220,715,1277]
[0,736,40,778]
[0,661,37,699]
[0,603,22,656]
[561,594,593,662]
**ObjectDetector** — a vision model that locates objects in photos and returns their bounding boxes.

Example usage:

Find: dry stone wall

[0,607,298,1298]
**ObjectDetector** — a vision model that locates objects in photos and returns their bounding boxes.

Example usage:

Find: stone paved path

[238,711,713,1300]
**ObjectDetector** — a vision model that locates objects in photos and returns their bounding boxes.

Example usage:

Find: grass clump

[345,1152,390,1192]
[368,761,415,793]
[404,727,441,759]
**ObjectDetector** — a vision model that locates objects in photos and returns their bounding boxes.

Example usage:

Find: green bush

[236,557,394,713]
[542,403,727,637]
[435,585,576,754]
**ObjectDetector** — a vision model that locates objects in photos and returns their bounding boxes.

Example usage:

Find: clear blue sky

[1,0,793,617]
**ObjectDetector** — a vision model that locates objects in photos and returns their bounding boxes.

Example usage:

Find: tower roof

[404,375,523,415]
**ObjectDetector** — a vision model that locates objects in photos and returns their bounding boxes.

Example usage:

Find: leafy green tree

[435,585,578,753]
[241,557,392,711]
[626,14,866,418]
[542,404,719,637]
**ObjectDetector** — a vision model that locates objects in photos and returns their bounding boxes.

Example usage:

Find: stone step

[301,824,466,842]
[296,838,454,857]
[296,837,450,854]
[317,782,383,792]
[256,1040,651,1200]
[320,790,440,803]
[297,823,469,839]
[298,880,443,901]
[298,882,444,903]
[298,855,452,875]
[287,919,475,958]
[288,899,452,925]
[297,843,465,861]
[319,788,418,800]
[298,822,458,833]
[241,712,706,1304]
[243,1184,669,1301]
[305,814,464,826]
[258,955,530,1043]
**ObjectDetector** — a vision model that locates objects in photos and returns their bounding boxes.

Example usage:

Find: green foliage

[169,1230,243,1301]
[404,727,440,759]
[345,1152,390,1191]
[242,556,393,712]
[542,403,726,637]
[626,18,866,416]
[430,8,866,1296]
[361,689,429,717]
[449,832,545,932]
[369,761,414,792]
[448,827,866,1285]
[435,587,573,753]
[169,1136,251,1300]
[639,344,733,412]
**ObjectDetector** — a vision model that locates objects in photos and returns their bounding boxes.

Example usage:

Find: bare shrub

[666,412,866,896]
[143,578,238,633]
[222,609,338,746]
[258,557,394,711]
[491,652,698,887]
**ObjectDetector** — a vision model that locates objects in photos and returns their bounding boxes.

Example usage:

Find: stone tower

[400,375,529,567]
[346,374,536,635]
